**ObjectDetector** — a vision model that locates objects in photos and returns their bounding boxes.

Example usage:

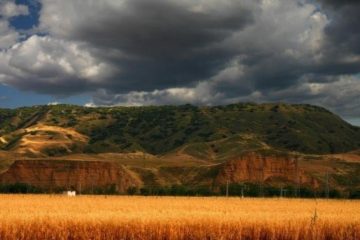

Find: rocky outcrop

[216,152,319,187]
[0,160,142,192]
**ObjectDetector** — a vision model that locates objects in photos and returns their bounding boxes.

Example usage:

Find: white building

[63,191,76,197]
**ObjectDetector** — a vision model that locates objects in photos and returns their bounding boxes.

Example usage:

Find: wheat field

[0,195,359,240]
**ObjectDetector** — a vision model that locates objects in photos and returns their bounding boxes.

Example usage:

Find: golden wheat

[0,195,359,240]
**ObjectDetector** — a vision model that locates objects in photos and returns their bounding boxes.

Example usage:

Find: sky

[0,0,359,125]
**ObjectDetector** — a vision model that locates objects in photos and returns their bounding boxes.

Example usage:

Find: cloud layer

[0,0,359,117]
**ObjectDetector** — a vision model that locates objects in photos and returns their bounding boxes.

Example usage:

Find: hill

[1,103,359,156]
[0,103,359,197]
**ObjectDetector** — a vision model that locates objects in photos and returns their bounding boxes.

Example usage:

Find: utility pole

[260,156,265,197]
[50,171,55,194]
[280,188,288,198]
[226,179,229,197]
[295,156,300,198]
[67,166,70,191]
[325,172,329,199]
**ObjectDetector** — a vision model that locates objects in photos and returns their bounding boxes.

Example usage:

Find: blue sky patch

[0,84,90,108]
[9,0,41,30]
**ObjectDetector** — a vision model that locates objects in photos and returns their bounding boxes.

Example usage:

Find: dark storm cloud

[319,0,360,7]
[54,0,257,93]
[315,0,360,61]
[324,6,360,55]
[75,0,254,59]
[244,55,306,90]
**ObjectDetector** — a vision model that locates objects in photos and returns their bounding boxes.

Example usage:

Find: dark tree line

[1,182,358,199]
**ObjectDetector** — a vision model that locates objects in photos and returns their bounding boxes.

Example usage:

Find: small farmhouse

[63,191,76,197]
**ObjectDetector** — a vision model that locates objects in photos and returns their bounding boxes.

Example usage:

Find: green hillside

[0,103,359,156]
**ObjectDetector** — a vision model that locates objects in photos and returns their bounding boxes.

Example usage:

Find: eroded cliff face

[0,160,142,192]
[216,152,319,187]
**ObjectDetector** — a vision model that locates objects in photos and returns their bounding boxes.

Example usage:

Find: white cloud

[0,20,19,49]
[0,1,29,19]
[0,35,116,94]
[238,75,360,117]
[84,102,97,108]
[306,76,360,116]
[91,82,225,106]
[91,88,197,106]
[47,101,59,105]
[227,0,328,58]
